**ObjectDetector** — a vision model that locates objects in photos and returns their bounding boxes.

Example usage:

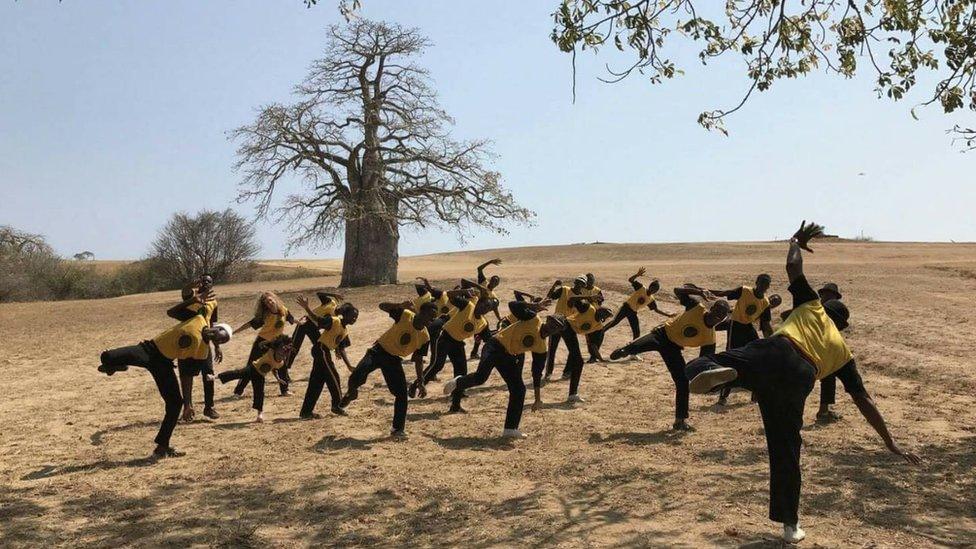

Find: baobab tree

[233,20,533,286]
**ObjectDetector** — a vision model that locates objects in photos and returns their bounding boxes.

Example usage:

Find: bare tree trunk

[340,216,398,287]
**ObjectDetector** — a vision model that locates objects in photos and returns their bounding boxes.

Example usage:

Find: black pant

[420,332,468,384]
[220,366,266,411]
[235,337,290,396]
[178,354,214,409]
[451,339,526,430]
[820,374,836,407]
[300,345,343,416]
[425,317,447,359]
[284,321,319,370]
[345,346,409,431]
[100,342,183,448]
[544,331,561,378]
[719,321,761,400]
[687,336,816,525]
[618,327,689,420]
[603,304,640,339]
[561,326,586,396]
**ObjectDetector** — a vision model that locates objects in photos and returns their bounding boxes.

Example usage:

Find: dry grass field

[2,241,975,548]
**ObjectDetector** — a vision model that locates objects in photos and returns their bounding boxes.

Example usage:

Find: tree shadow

[212,421,255,430]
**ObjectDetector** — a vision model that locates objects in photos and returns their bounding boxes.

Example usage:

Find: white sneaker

[688,367,738,394]
[442,376,461,396]
[501,429,527,439]
[567,394,585,404]
[783,524,806,544]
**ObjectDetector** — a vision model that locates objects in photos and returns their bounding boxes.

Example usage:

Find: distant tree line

[0,209,261,303]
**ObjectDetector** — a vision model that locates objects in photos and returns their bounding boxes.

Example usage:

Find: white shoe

[501,429,527,439]
[442,376,461,396]
[567,394,585,404]
[783,524,806,544]
[688,367,738,394]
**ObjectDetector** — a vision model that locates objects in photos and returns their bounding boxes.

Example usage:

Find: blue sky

[2,1,973,260]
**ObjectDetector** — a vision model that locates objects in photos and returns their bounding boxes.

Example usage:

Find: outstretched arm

[851,392,921,464]
[316,291,344,303]
[648,301,675,318]
[628,266,646,287]
[379,301,414,315]
[546,280,563,299]
[786,221,824,284]
[513,289,539,302]
[476,258,502,284]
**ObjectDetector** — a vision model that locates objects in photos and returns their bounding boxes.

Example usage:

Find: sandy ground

[1,241,974,548]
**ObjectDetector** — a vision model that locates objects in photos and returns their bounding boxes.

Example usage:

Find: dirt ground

[2,241,974,548]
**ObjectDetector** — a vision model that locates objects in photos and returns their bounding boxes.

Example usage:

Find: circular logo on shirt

[637,297,646,305]
[581,322,592,332]
[463,321,475,333]
[257,363,272,375]
[745,304,758,316]
[522,335,535,348]
[178,334,193,349]
[683,326,699,338]
[275,320,284,329]
[399,332,412,346]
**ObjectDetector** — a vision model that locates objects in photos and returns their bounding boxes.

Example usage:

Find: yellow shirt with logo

[495,315,547,355]
[663,303,715,348]
[153,302,215,360]
[626,287,654,311]
[377,309,431,357]
[774,300,853,379]
[257,305,290,341]
[312,297,337,318]
[568,303,604,335]
[432,292,452,317]
[413,292,433,312]
[317,315,349,351]
[443,297,488,342]
[554,286,580,316]
[731,286,770,325]
[252,348,285,376]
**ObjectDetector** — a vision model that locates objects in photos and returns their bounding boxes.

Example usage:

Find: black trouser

[603,304,640,339]
[617,327,689,420]
[686,336,816,525]
[345,346,409,431]
[425,317,447,359]
[451,339,527,430]
[585,329,605,362]
[819,374,836,407]
[544,331,561,378]
[562,326,586,397]
[718,321,761,400]
[100,342,183,448]
[300,345,343,416]
[420,332,468,384]
[235,337,290,396]
[178,354,214,409]
[220,366,266,411]
[284,321,319,370]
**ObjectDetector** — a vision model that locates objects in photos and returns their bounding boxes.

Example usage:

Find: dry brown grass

[2,241,975,547]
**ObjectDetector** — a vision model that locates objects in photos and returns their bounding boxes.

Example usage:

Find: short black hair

[757,273,772,284]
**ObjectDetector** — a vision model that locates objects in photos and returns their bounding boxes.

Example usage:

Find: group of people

[96,221,920,544]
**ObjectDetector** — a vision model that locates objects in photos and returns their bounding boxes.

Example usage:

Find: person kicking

[233,292,296,396]
[168,275,222,422]
[685,221,920,544]
[217,335,294,423]
[602,267,674,340]
[558,295,613,402]
[282,290,344,373]
[442,299,566,437]
[608,285,730,431]
[97,290,232,458]
[707,274,782,405]
[294,295,359,419]
[339,301,437,437]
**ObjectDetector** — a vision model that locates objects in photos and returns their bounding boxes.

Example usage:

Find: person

[544,275,588,379]
[97,290,232,458]
[556,295,613,403]
[781,283,845,424]
[601,267,674,340]
[217,335,294,423]
[608,285,730,431]
[294,296,359,419]
[581,273,608,363]
[684,221,920,544]
[443,300,567,438]
[282,290,344,372]
[707,274,782,405]
[414,277,454,363]
[339,301,437,437]
[410,286,493,399]
[469,258,504,359]
[168,275,222,422]
[233,292,296,397]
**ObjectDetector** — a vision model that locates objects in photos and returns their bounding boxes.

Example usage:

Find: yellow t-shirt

[626,287,654,311]
[317,315,349,351]
[377,309,431,357]
[312,297,337,318]
[554,286,580,316]
[413,292,433,313]
[663,303,715,348]
[567,303,604,335]
[253,348,285,376]
[495,315,547,355]
[774,300,853,379]
[443,297,488,342]
[257,305,290,341]
[432,292,452,317]
[731,286,771,325]
[153,302,215,360]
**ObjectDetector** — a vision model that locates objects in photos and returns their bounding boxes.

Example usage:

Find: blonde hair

[253,291,286,319]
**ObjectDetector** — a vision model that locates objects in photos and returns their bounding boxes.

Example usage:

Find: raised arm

[786,221,824,284]
[316,290,344,303]
[476,258,502,284]
[546,280,563,299]
[166,290,209,320]
[296,296,333,330]
[379,301,414,315]
[513,289,539,302]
